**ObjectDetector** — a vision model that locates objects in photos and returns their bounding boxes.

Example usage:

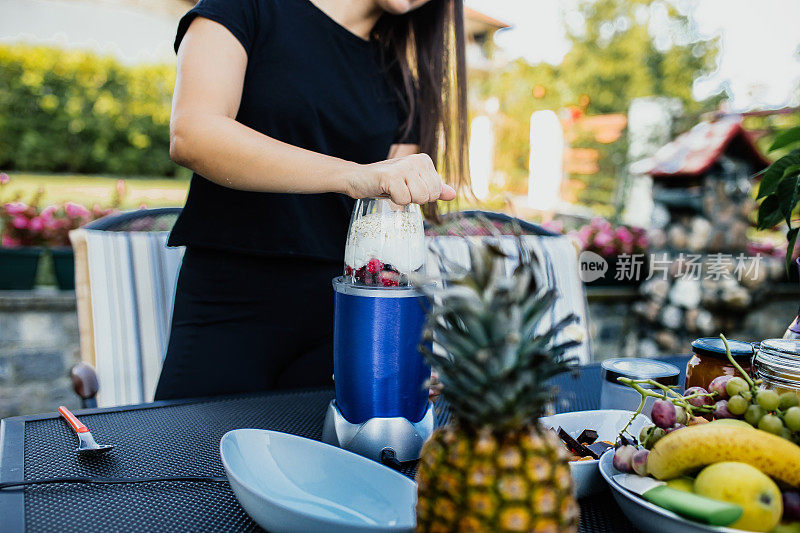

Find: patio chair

[69,208,184,407]
[425,211,590,364]
[69,209,588,407]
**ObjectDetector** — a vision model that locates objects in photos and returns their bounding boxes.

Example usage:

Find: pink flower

[543,220,564,234]
[65,202,90,218]
[593,229,613,248]
[28,216,44,232]
[41,205,57,219]
[4,202,27,216]
[615,226,634,244]
[636,234,649,249]
[1,235,21,247]
[590,217,611,230]
[116,179,126,197]
[576,225,592,244]
[11,215,28,229]
[0,173,9,185]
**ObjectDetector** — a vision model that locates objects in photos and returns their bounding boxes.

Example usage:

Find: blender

[321,198,434,466]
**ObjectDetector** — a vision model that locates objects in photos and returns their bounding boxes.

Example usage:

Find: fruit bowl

[540,409,651,499]
[598,451,757,533]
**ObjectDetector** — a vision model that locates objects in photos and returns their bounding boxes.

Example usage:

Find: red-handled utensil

[58,406,114,455]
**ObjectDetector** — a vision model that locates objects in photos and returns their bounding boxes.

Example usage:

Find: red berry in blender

[345,265,353,276]
[367,258,383,273]
[354,266,368,283]
[380,270,400,287]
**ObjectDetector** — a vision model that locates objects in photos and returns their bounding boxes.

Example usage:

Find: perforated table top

[0,356,689,533]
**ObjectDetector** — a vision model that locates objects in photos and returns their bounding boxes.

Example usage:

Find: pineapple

[414,238,580,533]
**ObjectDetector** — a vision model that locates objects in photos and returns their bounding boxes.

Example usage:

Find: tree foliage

[0,44,178,176]
[471,0,722,212]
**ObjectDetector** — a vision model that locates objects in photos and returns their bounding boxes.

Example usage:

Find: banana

[647,424,800,487]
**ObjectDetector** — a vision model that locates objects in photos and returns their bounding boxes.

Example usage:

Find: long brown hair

[373,0,470,213]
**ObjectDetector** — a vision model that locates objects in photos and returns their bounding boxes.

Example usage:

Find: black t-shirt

[167,0,416,261]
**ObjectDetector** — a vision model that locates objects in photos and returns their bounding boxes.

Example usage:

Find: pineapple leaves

[416,237,583,428]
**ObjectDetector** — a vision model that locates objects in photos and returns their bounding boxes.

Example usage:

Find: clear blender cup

[332,197,430,424]
[343,198,426,286]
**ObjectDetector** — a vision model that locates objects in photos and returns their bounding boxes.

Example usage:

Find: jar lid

[601,358,680,387]
[759,338,800,356]
[691,338,754,360]
[755,339,800,388]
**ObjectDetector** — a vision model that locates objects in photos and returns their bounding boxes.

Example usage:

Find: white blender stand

[322,198,434,467]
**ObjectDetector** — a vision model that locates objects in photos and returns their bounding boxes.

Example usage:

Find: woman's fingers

[387,177,412,205]
[360,153,456,204]
[440,183,456,201]
[428,369,440,402]
[405,174,430,204]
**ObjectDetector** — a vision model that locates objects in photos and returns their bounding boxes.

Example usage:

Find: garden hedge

[0,44,178,176]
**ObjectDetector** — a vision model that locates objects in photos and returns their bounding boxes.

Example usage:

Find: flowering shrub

[572,217,648,257]
[1,200,46,247]
[0,173,116,247]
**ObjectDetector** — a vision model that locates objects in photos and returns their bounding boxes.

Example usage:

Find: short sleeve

[174,0,261,55]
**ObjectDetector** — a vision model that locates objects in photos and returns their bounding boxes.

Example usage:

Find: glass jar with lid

[600,358,680,414]
[685,337,754,391]
[753,339,800,397]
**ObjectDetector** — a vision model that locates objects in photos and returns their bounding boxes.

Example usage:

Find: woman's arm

[169,18,454,205]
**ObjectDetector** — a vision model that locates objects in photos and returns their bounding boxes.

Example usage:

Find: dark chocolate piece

[557,427,593,458]
[577,429,598,445]
[585,441,613,458]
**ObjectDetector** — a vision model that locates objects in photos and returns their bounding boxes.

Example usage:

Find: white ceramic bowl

[220,429,416,533]
[540,409,651,499]
[598,450,755,533]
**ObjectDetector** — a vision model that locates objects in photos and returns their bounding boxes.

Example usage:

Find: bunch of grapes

[618,334,800,446]
[717,374,800,441]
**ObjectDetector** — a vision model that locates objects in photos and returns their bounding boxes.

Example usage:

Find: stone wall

[0,291,81,419]
[587,285,800,360]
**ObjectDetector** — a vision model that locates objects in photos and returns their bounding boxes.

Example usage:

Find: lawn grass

[1,172,189,210]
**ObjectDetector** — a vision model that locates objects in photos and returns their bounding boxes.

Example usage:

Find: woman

[154,0,468,400]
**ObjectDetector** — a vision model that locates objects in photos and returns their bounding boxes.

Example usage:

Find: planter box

[51,247,75,290]
[0,247,42,290]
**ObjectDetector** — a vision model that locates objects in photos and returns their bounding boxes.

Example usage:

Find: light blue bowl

[220,429,417,533]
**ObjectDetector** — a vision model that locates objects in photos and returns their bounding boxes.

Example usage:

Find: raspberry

[380,270,400,287]
[367,258,383,273]
[354,266,368,283]
[345,265,353,276]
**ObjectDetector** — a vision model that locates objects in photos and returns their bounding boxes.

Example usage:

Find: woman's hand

[428,370,440,403]
[347,153,456,205]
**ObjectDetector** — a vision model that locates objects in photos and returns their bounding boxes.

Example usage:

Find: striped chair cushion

[83,231,183,406]
[425,235,590,364]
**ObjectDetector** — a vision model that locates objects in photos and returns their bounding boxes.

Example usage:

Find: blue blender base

[321,400,434,463]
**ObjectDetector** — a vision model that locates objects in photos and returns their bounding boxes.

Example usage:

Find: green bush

[0,44,178,176]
